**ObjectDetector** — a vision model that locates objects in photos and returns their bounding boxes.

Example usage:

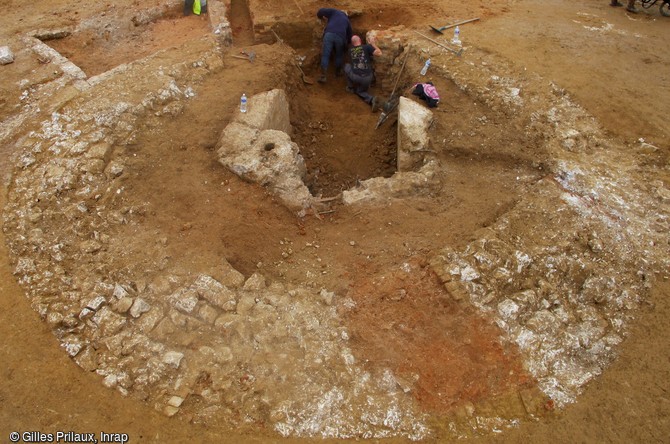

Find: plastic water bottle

[420,59,431,76]
[451,26,461,46]
[240,93,247,113]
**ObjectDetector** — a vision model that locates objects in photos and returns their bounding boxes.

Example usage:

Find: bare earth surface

[0,0,669,443]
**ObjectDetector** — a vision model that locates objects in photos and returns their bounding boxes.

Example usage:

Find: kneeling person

[345,35,385,110]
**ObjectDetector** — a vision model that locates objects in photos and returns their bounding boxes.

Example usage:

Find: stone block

[208,0,233,46]
[397,97,433,172]
[498,298,520,321]
[169,287,199,313]
[244,273,266,290]
[113,284,131,299]
[31,28,72,40]
[192,274,237,310]
[235,293,256,315]
[85,142,112,160]
[153,316,176,337]
[135,307,163,333]
[113,297,133,314]
[216,88,314,211]
[525,310,561,334]
[0,46,14,65]
[86,295,107,311]
[167,395,184,408]
[219,260,246,288]
[129,297,151,318]
[198,303,220,324]
[163,351,184,369]
[342,161,440,205]
[92,306,127,336]
[233,89,292,135]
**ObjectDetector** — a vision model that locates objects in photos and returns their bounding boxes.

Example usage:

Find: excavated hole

[290,69,400,197]
[264,22,406,197]
[229,0,254,46]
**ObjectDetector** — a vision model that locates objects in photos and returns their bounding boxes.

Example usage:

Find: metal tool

[240,50,256,62]
[292,0,304,15]
[294,61,314,85]
[270,29,285,45]
[413,30,463,57]
[376,45,411,129]
[430,17,480,34]
[231,54,253,62]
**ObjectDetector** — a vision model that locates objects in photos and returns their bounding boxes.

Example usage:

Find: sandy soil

[0,0,669,442]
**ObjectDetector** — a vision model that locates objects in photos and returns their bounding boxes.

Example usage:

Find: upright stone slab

[217,89,312,212]
[397,97,433,172]
[234,88,292,136]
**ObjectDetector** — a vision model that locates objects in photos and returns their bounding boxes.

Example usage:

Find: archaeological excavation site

[1,0,668,441]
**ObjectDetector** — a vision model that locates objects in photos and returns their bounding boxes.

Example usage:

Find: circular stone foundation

[2,2,667,442]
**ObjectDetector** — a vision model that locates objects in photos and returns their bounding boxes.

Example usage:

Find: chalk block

[0,46,14,65]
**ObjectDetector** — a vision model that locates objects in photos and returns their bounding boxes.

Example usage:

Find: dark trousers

[184,0,194,15]
[321,33,346,71]
[344,64,374,104]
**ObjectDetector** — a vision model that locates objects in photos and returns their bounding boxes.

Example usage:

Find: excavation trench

[290,74,399,198]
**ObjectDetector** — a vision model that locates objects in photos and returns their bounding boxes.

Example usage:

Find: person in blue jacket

[316,8,353,83]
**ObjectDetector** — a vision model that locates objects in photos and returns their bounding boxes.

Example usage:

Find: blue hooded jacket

[317,8,353,43]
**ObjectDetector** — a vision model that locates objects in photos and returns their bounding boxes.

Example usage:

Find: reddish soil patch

[345,256,533,412]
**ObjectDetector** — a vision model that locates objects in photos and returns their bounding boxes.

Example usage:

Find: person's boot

[371,97,388,113]
[610,0,623,6]
[371,97,379,112]
[317,67,327,84]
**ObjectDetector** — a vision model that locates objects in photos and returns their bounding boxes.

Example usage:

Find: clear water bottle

[420,59,431,76]
[240,93,247,113]
[451,26,461,45]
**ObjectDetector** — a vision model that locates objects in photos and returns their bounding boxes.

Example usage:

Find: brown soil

[1,0,669,443]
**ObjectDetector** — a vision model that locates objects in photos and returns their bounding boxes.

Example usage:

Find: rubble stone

[0,46,14,64]
[192,274,237,310]
[163,351,184,369]
[219,261,246,288]
[169,288,199,314]
[129,298,151,318]
[113,297,134,313]
[244,273,266,290]
[86,295,107,311]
